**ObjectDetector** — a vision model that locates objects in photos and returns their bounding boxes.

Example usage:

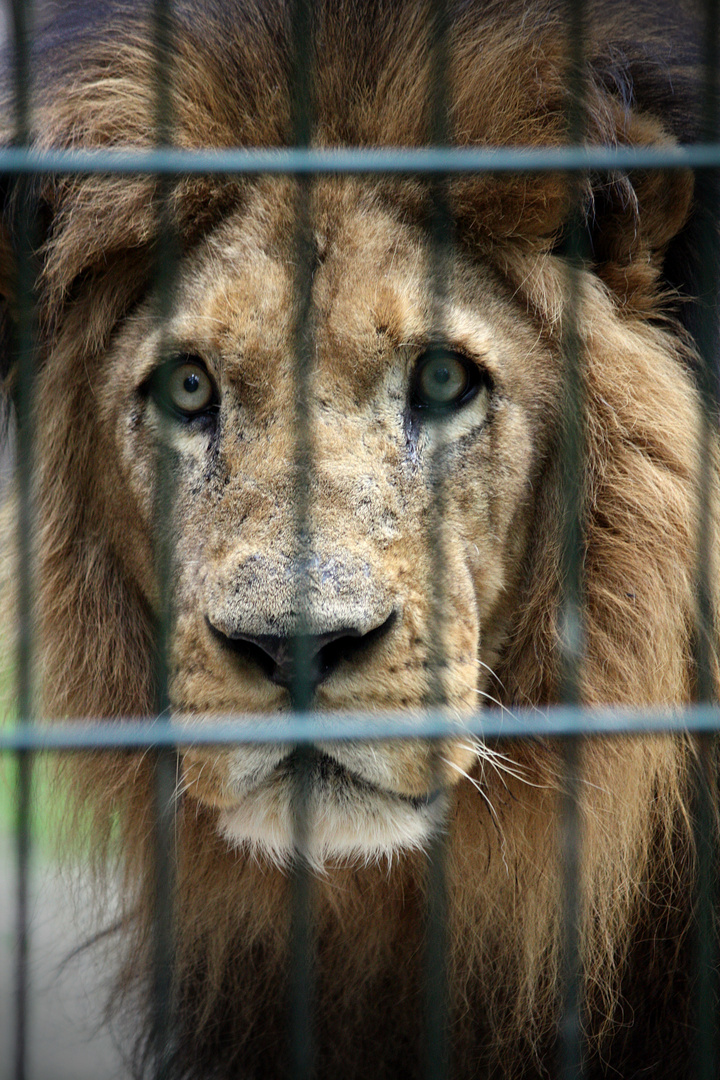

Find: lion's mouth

[276,746,444,809]
[215,743,449,865]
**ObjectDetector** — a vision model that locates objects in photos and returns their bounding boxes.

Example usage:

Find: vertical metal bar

[151,748,178,1080]
[9,0,34,1078]
[424,2,453,1077]
[150,2,179,1076]
[559,2,588,1078]
[288,1,315,1077]
[424,830,450,1080]
[694,740,718,1080]
[692,1,720,1076]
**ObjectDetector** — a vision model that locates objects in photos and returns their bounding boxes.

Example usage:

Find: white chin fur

[218,783,445,872]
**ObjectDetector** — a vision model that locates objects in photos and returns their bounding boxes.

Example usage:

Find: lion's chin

[217,767,448,872]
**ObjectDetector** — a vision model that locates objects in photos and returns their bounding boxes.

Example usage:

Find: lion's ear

[587,112,695,312]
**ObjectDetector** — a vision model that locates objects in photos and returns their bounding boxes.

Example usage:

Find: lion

[0,0,718,1077]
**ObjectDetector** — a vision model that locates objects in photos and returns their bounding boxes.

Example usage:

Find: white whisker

[439,755,501,825]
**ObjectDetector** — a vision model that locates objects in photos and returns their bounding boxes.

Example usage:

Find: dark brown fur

[0,3,718,1079]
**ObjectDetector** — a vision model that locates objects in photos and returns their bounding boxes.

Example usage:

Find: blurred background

[0,809,128,1080]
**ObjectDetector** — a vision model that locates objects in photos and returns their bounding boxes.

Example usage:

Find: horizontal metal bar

[0,704,719,750]
[0,143,719,178]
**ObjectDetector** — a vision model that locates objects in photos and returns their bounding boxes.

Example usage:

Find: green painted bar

[8,0,35,1078]
[149,2,181,1075]
[287,1,317,1077]
[557,1,588,1075]
[693,1,720,1076]
[424,0,453,1072]
[1,704,719,751]
[1,142,720,177]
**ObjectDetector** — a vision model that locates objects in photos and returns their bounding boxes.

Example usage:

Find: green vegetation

[0,647,16,837]
[0,658,60,853]
[0,753,14,835]
[0,752,80,856]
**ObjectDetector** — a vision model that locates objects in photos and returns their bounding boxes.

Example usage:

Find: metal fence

[0,0,719,1078]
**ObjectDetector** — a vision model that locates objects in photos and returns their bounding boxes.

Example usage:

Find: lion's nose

[206,613,396,701]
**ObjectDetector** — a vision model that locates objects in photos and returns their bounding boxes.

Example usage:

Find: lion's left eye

[148,356,218,419]
[411,349,481,412]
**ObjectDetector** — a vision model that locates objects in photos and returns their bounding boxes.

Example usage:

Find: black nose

[206,613,396,702]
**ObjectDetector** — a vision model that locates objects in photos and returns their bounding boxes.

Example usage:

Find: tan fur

[0,2,717,1077]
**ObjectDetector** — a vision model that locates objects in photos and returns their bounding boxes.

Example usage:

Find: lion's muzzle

[205,609,397,703]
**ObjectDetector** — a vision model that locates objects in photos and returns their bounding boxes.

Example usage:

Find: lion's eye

[148,356,218,419]
[411,349,481,412]
[167,361,214,414]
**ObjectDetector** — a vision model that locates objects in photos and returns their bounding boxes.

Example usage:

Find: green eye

[412,348,481,412]
[148,356,218,419]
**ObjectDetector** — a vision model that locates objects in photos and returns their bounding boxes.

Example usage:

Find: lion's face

[0,5,712,1075]
[91,179,561,863]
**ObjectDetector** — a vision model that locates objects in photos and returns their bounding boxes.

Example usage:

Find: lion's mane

[0,2,717,1078]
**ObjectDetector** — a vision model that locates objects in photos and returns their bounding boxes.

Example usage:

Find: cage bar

[149,1,181,1075]
[556,1,590,1077]
[5,705,720,752]
[421,0,456,1075]
[287,0,317,1075]
[8,0,35,1078]
[5,142,720,176]
[692,0,720,1076]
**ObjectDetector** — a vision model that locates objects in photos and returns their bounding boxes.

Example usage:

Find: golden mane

[0,2,717,1078]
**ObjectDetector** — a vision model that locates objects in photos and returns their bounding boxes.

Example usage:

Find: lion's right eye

[146,355,219,420]
[410,347,486,415]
